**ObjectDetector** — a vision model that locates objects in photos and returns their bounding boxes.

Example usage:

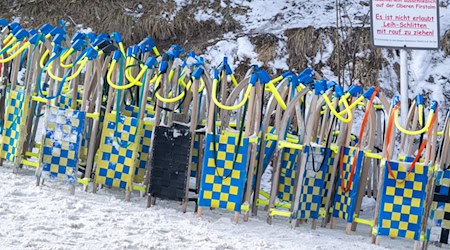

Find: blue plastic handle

[281,72,294,79]
[86,33,97,43]
[169,44,184,58]
[132,45,140,56]
[348,85,364,97]
[86,48,99,60]
[39,24,53,35]
[96,33,109,42]
[334,85,344,98]
[192,67,204,80]
[213,69,219,79]
[49,27,66,37]
[15,29,29,40]
[139,44,148,53]
[257,70,271,85]
[12,25,21,35]
[393,96,400,107]
[9,22,20,31]
[327,81,337,89]
[71,32,85,43]
[159,60,168,73]
[314,80,327,95]
[52,44,64,55]
[29,29,38,36]
[145,57,157,68]
[52,33,64,45]
[298,68,315,85]
[362,88,376,99]
[113,50,121,61]
[415,95,424,106]
[72,39,86,52]
[430,100,438,111]
[225,63,232,75]
[250,73,258,86]
[197,56,205,66]
[111,32,122,43]
[144,37,156,48]
[126,47,132,57]
[0,18,8,28]
[28,33,42,45]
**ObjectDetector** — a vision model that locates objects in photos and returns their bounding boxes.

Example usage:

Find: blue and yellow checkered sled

[94,51,157,195]
[297,145,335,220]
[190,134,201,177]
[376,160,429,241]
[39,106,86,184]
[332,146,364,223]
[270,142,336,218]
[94,113,140,191]
[431,169,450,244]
[198,133,249,212]
[278,147,300,202]
[55,91,82,110]
[1,88,29,163]
[122,104,154,183]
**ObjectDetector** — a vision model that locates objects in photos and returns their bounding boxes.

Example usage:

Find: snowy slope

[198,0,450,120]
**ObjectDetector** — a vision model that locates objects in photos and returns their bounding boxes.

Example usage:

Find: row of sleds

[0,19,449,249]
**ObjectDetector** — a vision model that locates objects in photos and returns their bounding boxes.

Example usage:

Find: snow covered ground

[0,165,444,250]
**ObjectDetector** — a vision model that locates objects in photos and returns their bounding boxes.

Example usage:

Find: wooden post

[197,70,218,218]
[372,104,395,244]
[252,85,289,216]
[265,88,309,224]
[182,76,199,213]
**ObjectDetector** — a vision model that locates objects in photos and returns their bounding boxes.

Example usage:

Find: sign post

[370,0,440,126]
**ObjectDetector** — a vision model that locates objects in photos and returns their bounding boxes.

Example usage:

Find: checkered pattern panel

[190,134,200,177]
[249,126,277,190]
[322,149,336,206]
[56,95,72,109]
[94,113,139,190]
[332,146,364,222]
[40,106,86,184]
[432,170,450,230]
[298,146,335,220]
[1,89,26,163]
[121,104,155,183]
[123,104,155,118]
[377,161,429,241]
[198,133,249,212]
[55,91,83,109]
[278,147,299,202]
[134,122,153,183]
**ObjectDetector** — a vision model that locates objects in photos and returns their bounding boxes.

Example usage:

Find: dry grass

[442,30,450,55]
[1,0,240,52]
[251,34,278,65]
[2,0,448,82]
[286,27,387,87]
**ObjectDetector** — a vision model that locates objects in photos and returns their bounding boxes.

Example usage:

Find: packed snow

[0,165,438,250]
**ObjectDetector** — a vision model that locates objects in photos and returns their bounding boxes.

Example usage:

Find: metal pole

[400,49,408,127]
